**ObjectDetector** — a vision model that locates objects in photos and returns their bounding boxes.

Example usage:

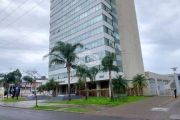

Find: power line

[0,0,15,15]
[0,0,28,24]
[0,23,49,49]
[0,0,45,33]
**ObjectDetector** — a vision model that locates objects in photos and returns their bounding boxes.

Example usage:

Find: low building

[20,76,48,96]
[145,72,175,96]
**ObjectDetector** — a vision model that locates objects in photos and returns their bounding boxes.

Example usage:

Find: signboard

[0,87,4,97]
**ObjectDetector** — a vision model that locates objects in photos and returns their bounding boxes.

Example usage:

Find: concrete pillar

[155,75,159,96]
[174,74,180,95]
[96,82,101,97]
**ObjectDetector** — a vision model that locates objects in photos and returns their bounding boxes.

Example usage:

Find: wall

[115,0,145,80]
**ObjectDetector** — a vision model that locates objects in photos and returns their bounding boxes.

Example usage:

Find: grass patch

[2,97,25,102]
[44,96,150,106]
[32,105,61,111]
[63,108,90,113]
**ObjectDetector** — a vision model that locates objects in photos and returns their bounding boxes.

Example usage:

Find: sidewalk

[90,96,177,120]
[0,99,109,111]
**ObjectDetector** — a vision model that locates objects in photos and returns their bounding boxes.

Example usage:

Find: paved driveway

[0,106,138,120]
[91,96,179,120]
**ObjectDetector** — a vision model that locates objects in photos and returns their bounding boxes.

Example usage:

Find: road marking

[151,107,169,112]
[169,115,180,119]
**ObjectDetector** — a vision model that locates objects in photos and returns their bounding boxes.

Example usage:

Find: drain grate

[151,107,169,112]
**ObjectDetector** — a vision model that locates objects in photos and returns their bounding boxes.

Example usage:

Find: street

[0,106,137,120]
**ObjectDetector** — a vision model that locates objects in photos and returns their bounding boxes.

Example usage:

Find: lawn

[44,96,150,106]
[2,97,25,102]
[33,106,61,111]
[63,108,90,113]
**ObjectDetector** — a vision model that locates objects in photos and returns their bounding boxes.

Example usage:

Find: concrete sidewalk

[90,96,178,120]
[0,99,109,111]
[0,100,45,108]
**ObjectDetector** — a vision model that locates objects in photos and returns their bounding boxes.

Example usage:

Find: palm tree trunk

[67,66,71,101]
[109,70,114,101]
[84,77,87,100]
[141,87,143,96]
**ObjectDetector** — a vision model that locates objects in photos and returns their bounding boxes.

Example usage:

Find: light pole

[171,67,180,95]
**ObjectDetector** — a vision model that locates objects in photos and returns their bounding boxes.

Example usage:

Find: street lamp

[171,67,180,95]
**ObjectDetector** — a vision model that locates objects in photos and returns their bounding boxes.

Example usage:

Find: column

[174,74,180,95]
[96,82,101,97]
[155,76,159,96]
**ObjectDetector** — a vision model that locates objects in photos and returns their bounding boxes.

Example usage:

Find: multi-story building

[49,0,144,95]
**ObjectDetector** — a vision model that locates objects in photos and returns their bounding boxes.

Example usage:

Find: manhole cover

[151,107,169,112]
[169,115,180,119]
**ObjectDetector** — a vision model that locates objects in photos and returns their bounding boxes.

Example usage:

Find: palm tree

[73,79,84,95]
[45,78,59,97]
[2,72,16,99]
[101,53,119,101]
[76,65,93,100]
[132,74,148,96]
[89,67,99,81]
[113,75,128,94]
[44,41,83,101]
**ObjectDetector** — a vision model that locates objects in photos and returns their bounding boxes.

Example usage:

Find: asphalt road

[0,106,138,120]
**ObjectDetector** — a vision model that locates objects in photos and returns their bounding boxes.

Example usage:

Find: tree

[113,75,128,94]
[24,69,40,106]
[132,74,148,96]
[44,41,83,101]
[2,72,16,99]
[76,65,93,100]
[23,75,34,96]
[73,79,84,95]
[13,69,22,86]
[89,67,99,82]
[101,53,119,101]
[45,78,59,97]
[37,85,47,94]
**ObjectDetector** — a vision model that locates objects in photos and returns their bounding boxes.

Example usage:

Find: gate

[149,79,174,96]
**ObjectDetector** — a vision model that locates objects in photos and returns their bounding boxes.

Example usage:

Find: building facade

[49,0,144,94]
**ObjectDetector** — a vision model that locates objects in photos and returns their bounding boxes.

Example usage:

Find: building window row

[49,71,76,80]
[51,0,68,11]
[50,3,102,36]
[49,50,109,72]
[50,25,103,45]
[51,0,81,20]
[75,38,115,53]
[50,14,113,44]
[51,0,96,28]
[51,14,103,39]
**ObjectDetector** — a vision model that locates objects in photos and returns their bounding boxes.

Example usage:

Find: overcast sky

[0,0,179,76]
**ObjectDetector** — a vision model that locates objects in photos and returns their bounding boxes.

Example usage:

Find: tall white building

[49,0,144,94]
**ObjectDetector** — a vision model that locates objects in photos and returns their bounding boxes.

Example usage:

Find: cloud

[0,0,50,76]
[135,0,180,74]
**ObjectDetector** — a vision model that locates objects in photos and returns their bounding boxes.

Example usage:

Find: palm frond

[49,58,65,67]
